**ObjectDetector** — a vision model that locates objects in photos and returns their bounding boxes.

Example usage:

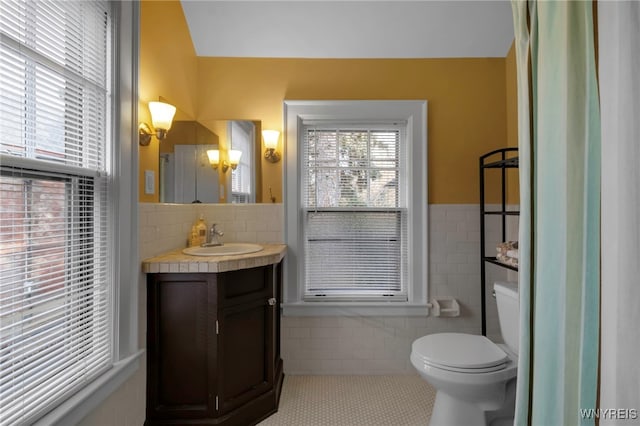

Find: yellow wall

[197,57,508,204]
[140,0,514,204]
[139,0,197,202]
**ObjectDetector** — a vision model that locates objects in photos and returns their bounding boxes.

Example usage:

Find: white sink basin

[182,243,263,257]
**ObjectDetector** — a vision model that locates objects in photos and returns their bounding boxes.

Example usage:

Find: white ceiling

[181,1,515,59]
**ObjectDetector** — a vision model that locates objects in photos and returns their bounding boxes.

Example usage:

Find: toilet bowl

[411,282,519,426]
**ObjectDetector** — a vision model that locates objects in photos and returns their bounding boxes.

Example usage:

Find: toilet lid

[412,333,508,370]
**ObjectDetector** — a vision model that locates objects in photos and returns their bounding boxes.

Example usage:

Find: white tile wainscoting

[137,202,514,376]
[137,203,513,375]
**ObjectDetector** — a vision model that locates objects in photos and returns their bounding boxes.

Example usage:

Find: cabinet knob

[267,298,277,306]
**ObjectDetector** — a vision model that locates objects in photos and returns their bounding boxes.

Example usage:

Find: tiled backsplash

[138,203,516,375]
[139,203,284,260]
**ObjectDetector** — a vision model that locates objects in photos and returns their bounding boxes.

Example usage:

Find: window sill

[34,349,144,426]
[283,302,430,317]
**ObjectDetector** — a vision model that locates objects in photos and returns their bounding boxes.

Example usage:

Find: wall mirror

[159,120,219,203]
[158,119,263,204]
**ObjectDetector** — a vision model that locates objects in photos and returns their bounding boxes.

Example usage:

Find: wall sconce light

[207,149,242,172]
[139,101,176,146]
[262,130,281,163]
[206,149,220,168]
[228,149,242,170]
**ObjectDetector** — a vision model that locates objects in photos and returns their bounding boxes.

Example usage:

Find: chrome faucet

[203,223,224,247]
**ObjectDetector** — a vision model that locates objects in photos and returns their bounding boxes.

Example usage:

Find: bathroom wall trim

[283,303,431,317]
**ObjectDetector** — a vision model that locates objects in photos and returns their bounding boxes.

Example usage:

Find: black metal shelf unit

[479,148,519,336]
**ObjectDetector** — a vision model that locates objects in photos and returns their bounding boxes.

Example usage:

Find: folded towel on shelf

[496,241,518,254]
[496,241,519,267]
[496,252,519,268]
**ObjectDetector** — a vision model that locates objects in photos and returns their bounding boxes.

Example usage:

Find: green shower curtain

[511,1,601,425]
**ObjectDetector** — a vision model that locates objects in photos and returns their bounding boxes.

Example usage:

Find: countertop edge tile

[142,244,286,274]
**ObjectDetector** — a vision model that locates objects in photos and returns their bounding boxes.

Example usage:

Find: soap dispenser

[195,214,207,246]
[188,225,199,247]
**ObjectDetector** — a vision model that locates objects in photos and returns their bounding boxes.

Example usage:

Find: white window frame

[0,2,141,424]
[284,100,429,316]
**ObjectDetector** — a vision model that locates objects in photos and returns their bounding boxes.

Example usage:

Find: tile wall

[138,203,514,375]
[139,203,284,260]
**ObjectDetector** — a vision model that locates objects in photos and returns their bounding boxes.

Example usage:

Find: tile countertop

[142,244,287,274]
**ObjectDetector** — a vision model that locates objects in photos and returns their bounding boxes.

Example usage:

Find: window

[303,125,407,300]
[230,120,255,203]
[284,101,428,316]
[0,1,138,423]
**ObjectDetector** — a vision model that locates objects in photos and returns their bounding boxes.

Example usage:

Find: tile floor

[258,375,436,426]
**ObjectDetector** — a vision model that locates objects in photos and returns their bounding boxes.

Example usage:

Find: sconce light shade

[207,149,220,169]
[228,149,242,168]
[207,148,241,172]
[262,130,281,163]
[139,101,176,145]
[149,101,176,139]
[262,130,279,150]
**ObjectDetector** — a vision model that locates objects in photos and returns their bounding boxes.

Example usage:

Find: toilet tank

[494,281,519,355]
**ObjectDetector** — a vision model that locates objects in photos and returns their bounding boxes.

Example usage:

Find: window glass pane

[370,130,399,162]
[35,65,66,160]
[370,169,398,207]
[338,130,367,167]
[309,130,337,167]
[0,176,66,295]
[0,46,27,157]
[338,169,368,207]
[0,1,109,172]
[304,127,401,209]
[0,0,109,87]
[301,123,407,300]
[0,172,110,424]
[315,169,338,208]
[304,210,407,297]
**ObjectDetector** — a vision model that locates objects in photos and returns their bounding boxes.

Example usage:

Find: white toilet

[411,282,519,426]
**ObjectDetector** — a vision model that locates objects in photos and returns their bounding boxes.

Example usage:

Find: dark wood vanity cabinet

[145,263,284,425]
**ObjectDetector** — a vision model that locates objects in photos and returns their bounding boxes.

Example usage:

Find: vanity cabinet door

[217,296,275,416]
[146,274,218,422]
[217,265,276,417]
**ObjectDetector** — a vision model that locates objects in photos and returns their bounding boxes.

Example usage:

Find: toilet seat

[412,333,509,373]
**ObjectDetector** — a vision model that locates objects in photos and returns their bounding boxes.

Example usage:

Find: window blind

[230,121,254,203]
[302,124,408,301]
[0,1,113,423]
